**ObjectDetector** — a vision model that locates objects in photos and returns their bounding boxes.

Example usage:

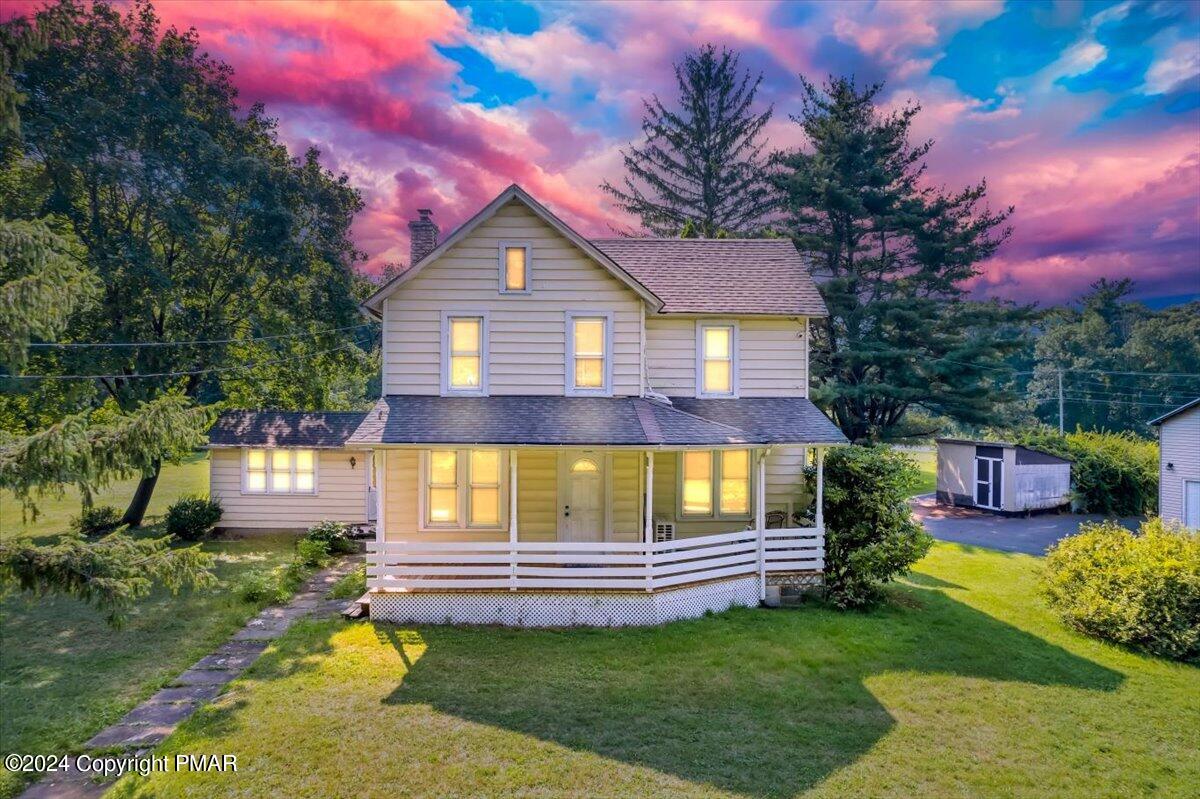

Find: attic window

[499,241,531,294]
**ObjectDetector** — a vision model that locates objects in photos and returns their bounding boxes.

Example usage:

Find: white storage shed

[936,438,1071,515]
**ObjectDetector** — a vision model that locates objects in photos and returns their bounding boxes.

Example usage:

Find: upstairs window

[679,449,751,518]
[442,313,488,395]
[697,322,738,397]
[566,311,612,395]
[243,448,316,494]
[423,449,506,530]
[499,241,531,294]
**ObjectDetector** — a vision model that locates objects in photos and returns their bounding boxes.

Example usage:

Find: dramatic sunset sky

[12,0,1200,305]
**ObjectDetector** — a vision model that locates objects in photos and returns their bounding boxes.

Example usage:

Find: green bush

[70,505,121,536]
[235,568,292,604]
[303,519,357,555]
[820,445,934,608]
[1043,518,1200,661]
[296,537,331,568]
[164,495,223,541]
[328,563,366,600]
[1013,428,1158,516]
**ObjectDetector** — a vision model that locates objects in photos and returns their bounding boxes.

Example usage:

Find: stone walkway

[18,556,363,799]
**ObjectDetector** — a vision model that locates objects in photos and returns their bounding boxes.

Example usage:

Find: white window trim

[417,449,509,531]
[240,447,319,496]
[440,311,490,396]
[565,310,614,396]
[696,320,740,398]
[676,449,752,520]
[497,240,533,295]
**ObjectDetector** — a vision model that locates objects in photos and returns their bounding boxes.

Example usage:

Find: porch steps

[341,594,371,620]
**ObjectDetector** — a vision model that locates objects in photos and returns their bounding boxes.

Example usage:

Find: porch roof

[346,395,845,447]
[208,410,368,448]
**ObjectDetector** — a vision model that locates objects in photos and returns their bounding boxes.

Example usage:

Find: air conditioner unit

[653,519,675,542]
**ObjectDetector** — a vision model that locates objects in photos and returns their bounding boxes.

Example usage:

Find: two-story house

[208,185,847,626]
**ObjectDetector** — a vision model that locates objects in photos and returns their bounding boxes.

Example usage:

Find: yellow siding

[611,451,642,541]
[645,316,808,397]
[382,201,644,396]
[210,448,367,530]
[517,450,557,540]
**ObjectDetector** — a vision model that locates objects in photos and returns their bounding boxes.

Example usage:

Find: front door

[975,456,1002,510]
[562,454,604,542]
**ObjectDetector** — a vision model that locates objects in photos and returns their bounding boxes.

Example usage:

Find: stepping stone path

[17,556,363,799]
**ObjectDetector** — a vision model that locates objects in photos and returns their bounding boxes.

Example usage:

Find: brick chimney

[408,208,439,265]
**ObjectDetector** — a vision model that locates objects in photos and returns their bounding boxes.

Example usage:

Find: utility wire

[6,343,361,381]
[16,324,374,349]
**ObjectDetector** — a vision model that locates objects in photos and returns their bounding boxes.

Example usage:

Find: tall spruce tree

[772,77,1023,442]
[602,44,775,237]
[2,1,372,524]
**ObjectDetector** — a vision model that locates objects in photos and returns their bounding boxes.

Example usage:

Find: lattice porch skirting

[369,575,761,627]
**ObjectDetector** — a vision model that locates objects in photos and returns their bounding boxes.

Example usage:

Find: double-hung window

[679,449,751,518]
[442,313,488,395]
[499,242,531,293]
[697,321,738,397]
[243,448,317,494]
[423,449,506,529]
[566,311,612,395]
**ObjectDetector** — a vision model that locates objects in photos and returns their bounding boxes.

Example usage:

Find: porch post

[756,448,767,601]
[644,450,654,591]
[815,447,825,532]
[509,449,518,591]
[376,450,386,543]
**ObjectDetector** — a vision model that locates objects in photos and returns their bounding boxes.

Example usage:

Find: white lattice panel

[369,575,760,627]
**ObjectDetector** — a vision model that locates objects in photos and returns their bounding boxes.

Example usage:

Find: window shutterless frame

[418,449,508,531]
[696,320,739,398]
[564,310,614,396]
[497,241,532,294]
[440,311,489,396]
[676,449,752,519]
[240,448,318,495]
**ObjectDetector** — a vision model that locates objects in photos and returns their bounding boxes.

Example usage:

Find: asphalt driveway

[910,495,1142,556]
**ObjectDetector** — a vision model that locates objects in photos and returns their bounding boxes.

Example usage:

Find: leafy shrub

[1043,518,1200,661]
[328,563,366,599]
[296,537,331,568]
[164,495,223,541]
[1013,428,1158,516]
[70,505,121,536]
[303,520,357,555]
[820,445,934,608]
[235,568,292,604]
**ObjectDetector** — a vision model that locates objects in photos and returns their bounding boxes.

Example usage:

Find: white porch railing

[366,527,823,592]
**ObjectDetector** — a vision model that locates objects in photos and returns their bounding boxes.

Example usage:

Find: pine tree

[772,77,1023,442]
[602,44,775,237]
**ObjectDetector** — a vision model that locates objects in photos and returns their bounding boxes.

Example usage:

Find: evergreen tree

[2,1,373,524]
[772,77,1023,442]
[602,44,775,237]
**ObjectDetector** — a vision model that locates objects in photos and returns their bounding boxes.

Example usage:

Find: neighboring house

[209,184,847,626]
[1149,398,1200,530]
[936,438,1071,514]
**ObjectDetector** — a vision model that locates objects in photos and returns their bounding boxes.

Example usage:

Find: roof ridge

[645,398,754,438]
[630,398,664,444]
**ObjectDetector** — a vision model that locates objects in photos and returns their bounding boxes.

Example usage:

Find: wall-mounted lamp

[1166,462,1174,471]
[350,456,357,469]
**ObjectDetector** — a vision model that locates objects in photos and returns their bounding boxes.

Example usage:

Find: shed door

[1185,480,1200,530]
[975,457,1002,510]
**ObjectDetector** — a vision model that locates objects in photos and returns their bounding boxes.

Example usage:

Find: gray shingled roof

[208,411,368,448]
[667,397,849,445]
[590,238,827,316]
[346,396,753,446]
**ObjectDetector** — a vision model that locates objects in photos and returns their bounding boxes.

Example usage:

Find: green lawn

[0,453,210,543]
[908,448,936,496]
[110,544,1197,799]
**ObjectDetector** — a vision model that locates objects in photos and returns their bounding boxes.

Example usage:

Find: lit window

[447,316,483,391]
[503,246,527,292]
[469,450,500,526]
[567,313,609,394]
[701,324,735,396]
[679,449,751,518]
[245,449,267,493]
[682,451,713,515]
[427,450,458,525]
[243,449,316,494]
[720,450,749,515]
[423,449,506,529]
[570,458,599,473]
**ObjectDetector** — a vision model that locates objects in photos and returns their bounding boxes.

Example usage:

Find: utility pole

[1057,369,1064,434]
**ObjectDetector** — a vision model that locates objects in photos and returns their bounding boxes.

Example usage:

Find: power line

[5,343,361,381]
[17,324,374,349]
